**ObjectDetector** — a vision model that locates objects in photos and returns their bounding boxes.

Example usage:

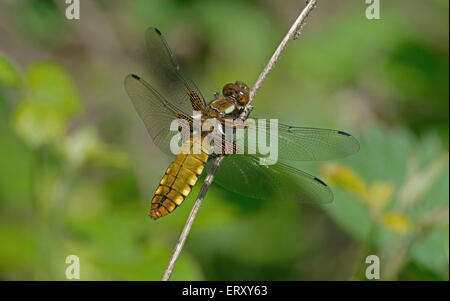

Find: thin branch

[161,156,224,281]
[161,0,318,281]
[248,0,318,105]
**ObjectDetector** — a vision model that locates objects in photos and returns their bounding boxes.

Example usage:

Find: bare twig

[161,156,224,280]
[248,0,318,104]
[161,0,318,281]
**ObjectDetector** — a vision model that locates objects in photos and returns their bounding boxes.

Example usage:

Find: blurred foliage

[0,54,21,88]
[0,0,448,280]
[13,62,81,148]
[322,126,448,279]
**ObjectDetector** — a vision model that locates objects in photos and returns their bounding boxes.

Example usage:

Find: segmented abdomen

[150,144,209,219]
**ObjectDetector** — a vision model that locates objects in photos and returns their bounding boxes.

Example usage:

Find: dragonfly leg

[242,105,254,120]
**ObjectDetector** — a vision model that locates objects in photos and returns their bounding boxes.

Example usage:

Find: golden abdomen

[150,142,209,219]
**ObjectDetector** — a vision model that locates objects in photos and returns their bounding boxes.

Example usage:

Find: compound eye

[222,83,238,97]
[236,90,249,106]
[235,81,249,93]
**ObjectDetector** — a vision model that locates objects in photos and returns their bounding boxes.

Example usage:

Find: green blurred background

[0,0,448,280]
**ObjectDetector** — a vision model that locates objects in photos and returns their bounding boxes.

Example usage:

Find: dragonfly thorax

[207,98,238,118]
[205,81,250,118]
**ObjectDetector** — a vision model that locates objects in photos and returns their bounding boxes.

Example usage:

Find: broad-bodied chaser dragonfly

[125,27,360,220]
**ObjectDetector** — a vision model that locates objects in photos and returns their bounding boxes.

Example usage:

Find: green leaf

[0,53,21,88]
[410,227,449,276]
[13,62,82,147]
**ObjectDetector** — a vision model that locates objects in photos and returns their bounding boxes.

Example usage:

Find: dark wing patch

[337,131,351,137]
[314,177,328,187]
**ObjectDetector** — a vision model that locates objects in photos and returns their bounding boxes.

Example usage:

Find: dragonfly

[125,27,360,220]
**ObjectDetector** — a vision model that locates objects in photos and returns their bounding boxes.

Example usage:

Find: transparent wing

[235,119,360,161]
[144,27,206,115]
[125,27,206,156]
[209,154,333,204]
[124,74,190,156]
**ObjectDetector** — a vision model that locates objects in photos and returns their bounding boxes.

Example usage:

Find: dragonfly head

[222,81,250,107]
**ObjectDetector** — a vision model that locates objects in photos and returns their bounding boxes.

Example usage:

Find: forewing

[209,154,333,204]
[124,74,191,156]
[145,27,206,115]
[236,119,360,161]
